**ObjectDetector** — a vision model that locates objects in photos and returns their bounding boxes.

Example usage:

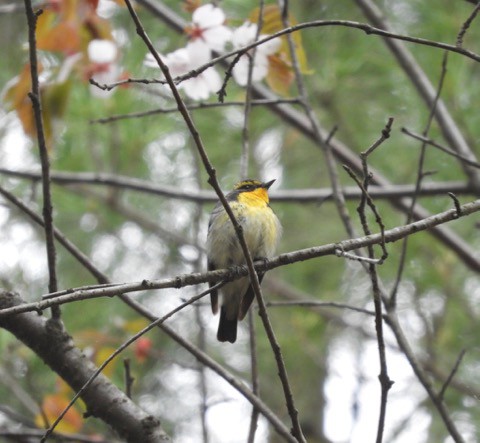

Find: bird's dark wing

[238,272,265,320]
[208,260,219,314]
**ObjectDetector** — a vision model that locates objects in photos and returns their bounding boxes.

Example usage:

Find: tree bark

[0,290,170,443]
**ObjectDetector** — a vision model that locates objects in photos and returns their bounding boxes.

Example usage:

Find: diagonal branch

[23,0,59,319]
[123,1,305,440]
[385,313,466,443]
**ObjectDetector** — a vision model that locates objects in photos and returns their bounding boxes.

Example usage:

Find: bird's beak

[263,179,276,190]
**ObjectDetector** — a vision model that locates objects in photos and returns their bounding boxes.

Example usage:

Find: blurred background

[1,1,480,442]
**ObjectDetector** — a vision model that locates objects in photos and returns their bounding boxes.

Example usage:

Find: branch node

[174,276,182,289]
[448,192,462,218]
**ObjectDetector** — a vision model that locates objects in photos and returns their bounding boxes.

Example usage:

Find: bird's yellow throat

[237,187,270,207]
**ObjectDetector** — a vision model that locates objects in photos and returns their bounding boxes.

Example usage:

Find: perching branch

[2,197,480,318]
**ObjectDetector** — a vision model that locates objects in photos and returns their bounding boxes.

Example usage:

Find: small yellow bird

[207,179,281,343]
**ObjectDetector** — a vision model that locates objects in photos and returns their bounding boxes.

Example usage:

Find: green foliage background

[1,1,480,442]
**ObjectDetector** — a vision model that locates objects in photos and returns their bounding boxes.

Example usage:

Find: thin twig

[246,309,260,443]
[389,52,449,309]
[362,117,394,157]
[385,314,466,443]
[23,0,59,319]
[217,51,244,103]
[90,99,301,124]
[438,349,467,401]
[335,248,383,265]
[401,127,480,169]
[123,359,134,399]
[240,0,265,180]
[359,118,394,262]
[447,192,462,218]
[94,19,480,95]
[342,165,388,263]
[348,122,394,443]
[456,2,480,47]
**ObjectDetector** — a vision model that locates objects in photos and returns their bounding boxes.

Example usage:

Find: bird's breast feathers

[207,201,281,267]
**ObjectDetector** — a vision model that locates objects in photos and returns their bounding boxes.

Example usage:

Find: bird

[206,179,281,343]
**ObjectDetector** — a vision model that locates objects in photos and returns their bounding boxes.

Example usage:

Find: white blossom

[87,39,120,98]
[144,41,221,100]
[188,4,232,53]
[231,22,281,87]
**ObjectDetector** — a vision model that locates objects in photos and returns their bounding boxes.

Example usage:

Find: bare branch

[90,99,301,124]
[438,349,467,401]
[390,52,449,308]
[23,0,59,319]
[123,2,304,440]
[1,168,475,202]
[385,313,466,443]
[401,127,480,169]
[348,123,393,443]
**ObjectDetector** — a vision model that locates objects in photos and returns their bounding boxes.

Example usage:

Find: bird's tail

[217,306,237,343]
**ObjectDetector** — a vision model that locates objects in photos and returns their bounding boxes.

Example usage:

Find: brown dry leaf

[250,4,312,75]
[4,64,37,139]
[37,9,81,54]
[266,54,295,96]
[183,0,202,13]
